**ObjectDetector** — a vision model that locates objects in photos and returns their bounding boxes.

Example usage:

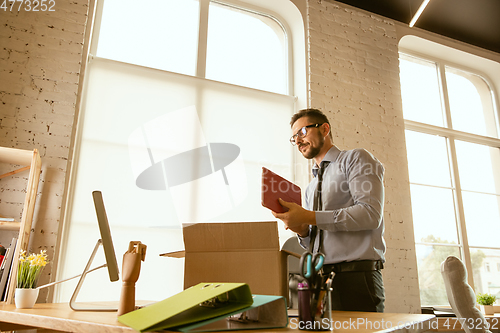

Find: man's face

[291,117,324,159]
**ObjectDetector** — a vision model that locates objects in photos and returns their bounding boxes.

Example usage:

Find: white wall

[305,0,420,313]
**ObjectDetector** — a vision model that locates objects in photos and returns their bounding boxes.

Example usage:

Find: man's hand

[272,198,316,237]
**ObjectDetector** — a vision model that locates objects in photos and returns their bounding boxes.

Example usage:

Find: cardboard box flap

[183,221,279,253]
[162,250,185,258]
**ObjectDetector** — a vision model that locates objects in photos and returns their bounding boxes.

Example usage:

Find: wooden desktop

[0,302,435,333]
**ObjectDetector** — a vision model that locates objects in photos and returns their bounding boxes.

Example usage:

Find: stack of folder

[118,282,288,332]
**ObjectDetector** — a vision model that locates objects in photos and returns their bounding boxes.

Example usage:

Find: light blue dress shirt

[299,146,386,264]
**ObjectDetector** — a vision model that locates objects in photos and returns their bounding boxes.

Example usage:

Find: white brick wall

[0,1,89,302]
[307,0,420,313]
[1,0,421,311]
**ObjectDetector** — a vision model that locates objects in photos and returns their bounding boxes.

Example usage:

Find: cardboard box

[160,221,296,298]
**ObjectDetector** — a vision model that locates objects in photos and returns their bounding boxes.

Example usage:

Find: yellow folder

[118,282,253,332]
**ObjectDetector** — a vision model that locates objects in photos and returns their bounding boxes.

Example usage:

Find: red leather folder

[261,167,301,213]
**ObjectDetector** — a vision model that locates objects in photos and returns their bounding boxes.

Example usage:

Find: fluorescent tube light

[409,0,431,27]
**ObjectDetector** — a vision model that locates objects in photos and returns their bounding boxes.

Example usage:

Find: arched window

[55,0,304,302]
[399,37,500,307]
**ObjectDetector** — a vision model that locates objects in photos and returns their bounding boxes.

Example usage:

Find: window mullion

[447,137,475,289]
[87,0,102,57]
[437,63,453,129]
[439,62,475,289]
[196,0,210,78]
[405,119,500,148]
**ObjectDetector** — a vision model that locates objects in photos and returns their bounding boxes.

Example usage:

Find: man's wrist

[298,226,310,238]
[298,211,316,237]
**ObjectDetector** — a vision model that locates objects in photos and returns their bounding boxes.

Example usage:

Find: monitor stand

[69,239,118,311]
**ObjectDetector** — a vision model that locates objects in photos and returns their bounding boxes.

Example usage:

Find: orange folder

[261,167,301,213]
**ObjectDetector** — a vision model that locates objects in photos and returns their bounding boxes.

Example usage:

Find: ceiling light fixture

[409,0,431,27]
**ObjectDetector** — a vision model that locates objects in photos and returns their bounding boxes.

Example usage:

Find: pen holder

[298,282,332,331]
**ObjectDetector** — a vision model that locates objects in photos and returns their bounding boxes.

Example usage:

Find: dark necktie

[313,161,330,211]
[310,161,330,253]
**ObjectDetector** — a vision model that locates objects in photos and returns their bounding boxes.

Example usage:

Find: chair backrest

[282,236,304,274]
[282,236,305,309]
[441,255,492,333]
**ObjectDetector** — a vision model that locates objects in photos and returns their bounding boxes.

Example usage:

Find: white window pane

[471,248,500,299]
[405,130,451,187]
[446,67,498,138]
[455,140,500,195]
[78,58,294,227]
[462,192,500,248]
[399,55,444,126]
[206,2,287,94]
[96,0,199,76]
[410,184,458,244]
[416,244,460,307]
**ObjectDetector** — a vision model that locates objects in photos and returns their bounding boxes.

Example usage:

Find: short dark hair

[290,108,332,140]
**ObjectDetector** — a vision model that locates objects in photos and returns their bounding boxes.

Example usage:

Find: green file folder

[174,294,288,332]
[118,282,253,332]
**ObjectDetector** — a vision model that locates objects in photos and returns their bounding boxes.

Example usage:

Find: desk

[0,303,435,333]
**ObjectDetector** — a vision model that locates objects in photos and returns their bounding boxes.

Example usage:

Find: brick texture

[0,1,89,302]
[306,0,420,313]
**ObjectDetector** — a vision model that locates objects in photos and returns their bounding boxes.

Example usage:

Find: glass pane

[471,248,500,301]
[410,184,458,244]
[455,140,500,195]
[96,0,199,76]
[206,2,287,94]
[416,244,461,306]
[405,130,451,187]
[446,67,498,138]
[462,192,500,248]
[399,55,444,126]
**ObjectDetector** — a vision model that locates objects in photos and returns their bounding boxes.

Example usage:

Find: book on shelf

[0,237,17,301]
[0,245,6,267]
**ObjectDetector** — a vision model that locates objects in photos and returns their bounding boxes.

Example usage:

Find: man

[273,108,386,312]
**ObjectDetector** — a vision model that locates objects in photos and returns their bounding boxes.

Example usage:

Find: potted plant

[476,293,496,315]
[15,250,48,308]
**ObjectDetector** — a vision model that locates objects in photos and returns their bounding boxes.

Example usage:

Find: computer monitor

[92,190,119,282]
[69,190,120,311]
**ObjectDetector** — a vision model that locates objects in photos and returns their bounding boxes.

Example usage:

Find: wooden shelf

[0,146,42,305]
[0,221,21,231]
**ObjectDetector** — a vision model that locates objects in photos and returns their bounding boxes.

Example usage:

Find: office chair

[282,236,305,309]
[441,255,492,333]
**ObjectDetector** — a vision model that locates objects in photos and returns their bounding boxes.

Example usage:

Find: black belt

[323,260,384,273]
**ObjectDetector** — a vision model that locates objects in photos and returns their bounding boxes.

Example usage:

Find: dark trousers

[328,269,385,312]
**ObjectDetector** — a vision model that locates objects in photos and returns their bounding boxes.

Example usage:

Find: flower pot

[14,288,39,309]
[479,304,495,315]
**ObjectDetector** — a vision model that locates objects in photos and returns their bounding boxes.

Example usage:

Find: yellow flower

[17,249,49,289]
[19,250,27,263]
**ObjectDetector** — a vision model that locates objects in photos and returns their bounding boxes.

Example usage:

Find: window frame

[90,0,292,95]
[400,49,500,301]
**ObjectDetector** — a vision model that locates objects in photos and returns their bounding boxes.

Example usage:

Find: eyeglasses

[290,123,323,145]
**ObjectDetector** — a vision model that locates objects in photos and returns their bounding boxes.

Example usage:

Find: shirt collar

[312,146,341,177]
